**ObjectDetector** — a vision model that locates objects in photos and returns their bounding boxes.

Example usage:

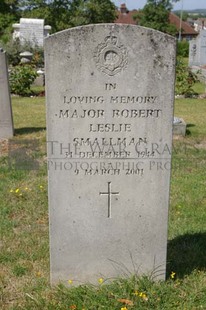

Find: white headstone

[0,50,14,139]
[45,24,176,285]
[189,30,206,66]
[20,18,44,46]
[12,18,51,47]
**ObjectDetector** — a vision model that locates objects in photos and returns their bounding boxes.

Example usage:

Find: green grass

[174,98,206,138]
[0,92,206,309]
[193,81,205,95]
[12,96,46,134]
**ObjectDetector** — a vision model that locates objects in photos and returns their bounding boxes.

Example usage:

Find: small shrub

[177,40,189,57]
[32,47,44,67]
[175,57,199,97]
[9,64,38,96]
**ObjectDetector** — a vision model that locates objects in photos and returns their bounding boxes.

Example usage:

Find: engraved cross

[99,182,119,218]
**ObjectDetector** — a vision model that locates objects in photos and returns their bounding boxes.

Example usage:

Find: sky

[112,0,206,11]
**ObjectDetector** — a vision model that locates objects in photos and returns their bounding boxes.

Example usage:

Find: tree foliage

[0,0,19,39]
[18,0,117,32]
[65,0,117,28]
[134,0,179,35]
[0,0,117,38]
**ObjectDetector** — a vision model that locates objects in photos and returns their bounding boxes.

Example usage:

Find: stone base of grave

[173,118,187,136]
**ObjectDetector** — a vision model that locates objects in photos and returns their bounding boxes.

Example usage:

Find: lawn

[0,93,206,309]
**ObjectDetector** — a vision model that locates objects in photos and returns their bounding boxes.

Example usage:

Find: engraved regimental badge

[94,35,128,76]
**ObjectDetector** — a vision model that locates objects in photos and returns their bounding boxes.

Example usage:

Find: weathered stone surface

[45,24,176,285]
[0,50,14,139]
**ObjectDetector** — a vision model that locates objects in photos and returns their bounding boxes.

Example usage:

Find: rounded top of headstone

[45,24,177,44]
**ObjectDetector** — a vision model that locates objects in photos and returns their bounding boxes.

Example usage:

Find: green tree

[134,0,179,35]
[19,0,71,31]
[68,0,117,27]
[0,0,19,40]
[20,0,117,32]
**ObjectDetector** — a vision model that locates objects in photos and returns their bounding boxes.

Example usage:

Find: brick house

[115,3,198,40]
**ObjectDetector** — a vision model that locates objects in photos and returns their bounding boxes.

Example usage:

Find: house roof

[115,4,198,36]
[169,12,198,35]
[115,9,138,25]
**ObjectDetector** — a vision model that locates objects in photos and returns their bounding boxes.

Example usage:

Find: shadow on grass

[166,232,206,278]
[187,124,195,128]
[14,127,46,135]
[186,123,195,136]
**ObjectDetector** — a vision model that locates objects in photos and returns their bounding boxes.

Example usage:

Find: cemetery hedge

[0,92,206,309]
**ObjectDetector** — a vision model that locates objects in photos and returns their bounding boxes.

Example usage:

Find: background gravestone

[45,24,176,285]
[189,30,206,67]
[0,49,14,139]
[12,18,51,47]
[20,18,44,46]
[189,39,198,66]
[199,30,206,65]
[173,117,186,136]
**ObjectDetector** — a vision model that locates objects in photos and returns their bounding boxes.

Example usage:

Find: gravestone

[189,39,198,66]
[189,29,206,66]
[12,18,51,47]
[45,24,176,285]
[199,30,206,65]
[0,49,14,139]
[173,117,186,136]
[20,18,44,46]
